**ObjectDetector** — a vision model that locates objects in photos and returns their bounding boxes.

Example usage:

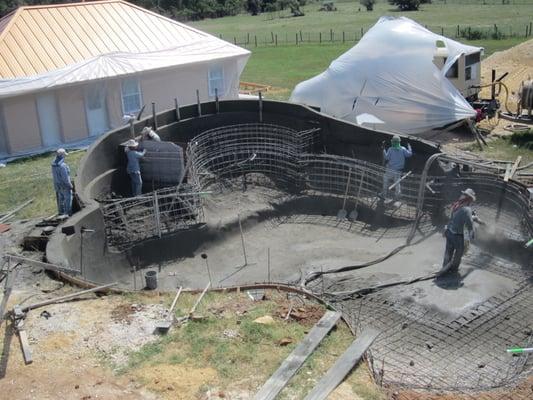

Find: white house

[0,0,250,159]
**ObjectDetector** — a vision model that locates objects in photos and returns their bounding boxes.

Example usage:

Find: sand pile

[480,39,533,111]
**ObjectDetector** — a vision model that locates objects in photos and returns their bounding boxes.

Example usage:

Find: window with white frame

[208,65,224,97]
[121,78,142,115]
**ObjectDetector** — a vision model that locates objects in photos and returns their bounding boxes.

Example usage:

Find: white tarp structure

[290,17,480,134]
[0,38,250,99]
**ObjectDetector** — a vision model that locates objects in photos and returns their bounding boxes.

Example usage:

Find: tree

[360,0,376,11]
[388,0,421,11]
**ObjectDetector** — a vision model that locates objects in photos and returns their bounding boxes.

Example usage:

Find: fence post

[233,36,236,45]
[275,34,278,46]
[196,89,201,117]
[319,32,322,43]
[360,27,364,37]
[215,88,219,114]
[530,22,532,37]
[299,30,303,42]
[174,98,180,122]
[296,33,298,46]
[254,35,257,47]
[457,25,460,37]
[271,31,274,43]
[330,28,333,42]
[342,31,345,43]
[247,32,250,44]
[441,27,444,36]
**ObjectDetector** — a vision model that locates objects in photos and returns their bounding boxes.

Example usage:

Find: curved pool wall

[47,99,443,284]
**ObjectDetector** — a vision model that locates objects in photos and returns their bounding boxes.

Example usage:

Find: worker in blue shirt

[51,148,73,216]
[382,135,412,199]
[124,139,146,197]
[440,188,477,275]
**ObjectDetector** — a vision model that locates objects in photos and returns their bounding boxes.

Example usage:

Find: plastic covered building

[290,17,480,134]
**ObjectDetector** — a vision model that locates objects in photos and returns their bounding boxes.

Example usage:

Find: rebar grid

[188,123,320,191]
[100,185,203,250]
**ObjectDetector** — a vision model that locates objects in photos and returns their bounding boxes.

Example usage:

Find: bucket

[145,270,158,290]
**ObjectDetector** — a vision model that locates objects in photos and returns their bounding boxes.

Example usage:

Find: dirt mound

[481,39,533,112]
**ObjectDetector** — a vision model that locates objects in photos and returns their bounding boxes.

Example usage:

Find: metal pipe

[238,214,248,266]
[152,102,157,131]
[21,283,118,312]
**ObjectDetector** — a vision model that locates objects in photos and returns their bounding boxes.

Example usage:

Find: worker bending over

[141,126,161,142]
[382,135,412,199]
[125,139,146,197]
[51,148,73,217]
[440,188,477,275]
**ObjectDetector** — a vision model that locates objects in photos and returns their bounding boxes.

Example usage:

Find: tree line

[0,0,444,21]
[0,0,310,20]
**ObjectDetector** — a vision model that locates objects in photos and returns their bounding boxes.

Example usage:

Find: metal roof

[0,1,218,79]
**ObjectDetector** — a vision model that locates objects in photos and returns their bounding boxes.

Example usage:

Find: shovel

[337,168,352,220]
[349,171,366,221]
[155,286,182,333]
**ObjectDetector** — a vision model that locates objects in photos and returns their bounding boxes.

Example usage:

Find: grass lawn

[118,290,384,399]
[191,0,533,43]
[0,150,85,219]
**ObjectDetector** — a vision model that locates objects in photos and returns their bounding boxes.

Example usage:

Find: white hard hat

[56,148,68,156]
[141,127,151,135]
[124,139,139,147]
[461,188,476,201]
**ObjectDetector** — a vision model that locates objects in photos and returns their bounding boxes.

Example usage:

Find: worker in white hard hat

[51,148,73,216]
[382,135,412,199]
[124,139,146,196]
[439,188,477,275]
[141,126,161,142]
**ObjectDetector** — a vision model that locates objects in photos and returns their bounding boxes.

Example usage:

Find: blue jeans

[129,172,142,196]
[442,229,464,272]
[382,169,402,199]
[56,189,72,216]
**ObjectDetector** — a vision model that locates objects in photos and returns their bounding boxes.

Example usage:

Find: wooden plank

[0,198,34,223]
[0,267,18,324]
[303,328,380,400]
[508,156,522,181]
[5,254,79,274]
[17,326,33,365]
[503,163,512,182]
[254,310,342,400]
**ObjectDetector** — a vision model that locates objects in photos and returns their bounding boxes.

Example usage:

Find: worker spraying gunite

[382,135,412,200]
[439,188,481,275]
[124,139,146,197]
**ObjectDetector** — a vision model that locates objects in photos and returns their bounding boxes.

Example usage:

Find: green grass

[119,291,385,399]
[0,150,85,219]
[467,137,533,165]
[190,0,533,41]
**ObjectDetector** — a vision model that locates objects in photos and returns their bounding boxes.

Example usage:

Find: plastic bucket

[145,270,158,290]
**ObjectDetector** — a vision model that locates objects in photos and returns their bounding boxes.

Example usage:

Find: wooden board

[303,328,380,400]
[17,327,33,365]
[253,310,342,400]
[0,267,18,325]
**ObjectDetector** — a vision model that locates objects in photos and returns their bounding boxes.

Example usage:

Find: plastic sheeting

[0,37,250,99]
[290,17,480,134]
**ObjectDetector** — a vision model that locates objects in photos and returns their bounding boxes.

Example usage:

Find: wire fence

[219,22,533,48]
